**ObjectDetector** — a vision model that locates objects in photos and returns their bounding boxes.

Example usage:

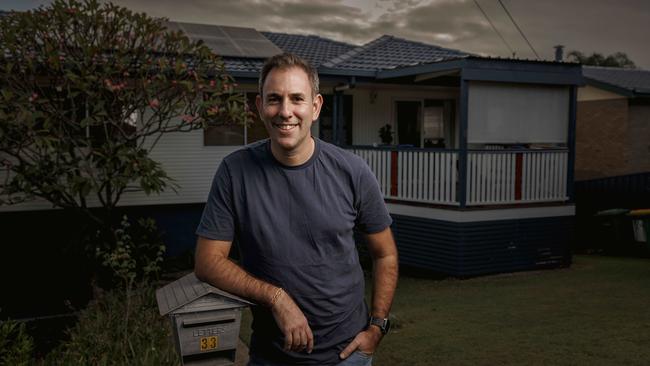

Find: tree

[567,50,636,68]
[0,1,249,250]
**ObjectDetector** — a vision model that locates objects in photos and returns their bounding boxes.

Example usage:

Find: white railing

[467,150,568,205]
[349,148,458,205]
[350,149,392,197]
[349,147,569,207]
[397,150,457,205]
[521,150,568,202]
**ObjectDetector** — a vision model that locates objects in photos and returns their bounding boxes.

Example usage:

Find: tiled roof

[222,57,265,74]
[583,66,650,94]
[322,35,470,71]
[261,32,356,67]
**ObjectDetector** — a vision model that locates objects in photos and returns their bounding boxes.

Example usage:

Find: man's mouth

[272,122,299,131]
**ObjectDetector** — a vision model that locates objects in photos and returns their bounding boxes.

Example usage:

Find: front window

[203,92,268,146]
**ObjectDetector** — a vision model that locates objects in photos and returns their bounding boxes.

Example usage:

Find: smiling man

[195,53,398,366]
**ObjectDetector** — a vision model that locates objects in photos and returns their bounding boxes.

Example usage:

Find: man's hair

[258,53,320,97]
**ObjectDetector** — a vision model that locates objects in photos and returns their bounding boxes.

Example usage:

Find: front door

[396,101,421,147]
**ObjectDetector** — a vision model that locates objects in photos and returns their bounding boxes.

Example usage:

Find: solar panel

[166,21,282,59]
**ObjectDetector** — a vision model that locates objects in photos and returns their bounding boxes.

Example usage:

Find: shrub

[0,319,34,366]
[44,285,178,365]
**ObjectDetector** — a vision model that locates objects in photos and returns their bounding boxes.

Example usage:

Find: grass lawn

[240,255,650,365]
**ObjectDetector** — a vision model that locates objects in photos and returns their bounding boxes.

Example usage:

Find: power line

[472,0,516,57]
[497,0,540,59]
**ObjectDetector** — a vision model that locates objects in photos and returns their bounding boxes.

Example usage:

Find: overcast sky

[3,0,649,69]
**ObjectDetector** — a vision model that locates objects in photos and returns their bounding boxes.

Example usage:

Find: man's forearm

[194,238,277,306]
[371,253,398,318]
[366,227,399,318]
[194,237,314,352]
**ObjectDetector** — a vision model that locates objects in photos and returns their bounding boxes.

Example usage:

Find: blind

[468,82,569,144]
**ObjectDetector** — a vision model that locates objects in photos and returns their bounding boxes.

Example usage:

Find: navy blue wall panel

[390,214,573,277]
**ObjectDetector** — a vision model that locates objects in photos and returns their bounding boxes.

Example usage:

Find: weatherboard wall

[389,210,574,277]
[0,125,240,212]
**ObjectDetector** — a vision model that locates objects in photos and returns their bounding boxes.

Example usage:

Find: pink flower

[28,93,38,102]
[182,115,194,123]
[149,99,160,108]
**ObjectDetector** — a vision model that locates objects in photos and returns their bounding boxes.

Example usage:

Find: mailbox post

[156,273,252,366]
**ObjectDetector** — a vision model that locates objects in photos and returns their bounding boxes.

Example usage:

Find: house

[576,66,650,181]
[0,21,583,276]
[573,67,650,252]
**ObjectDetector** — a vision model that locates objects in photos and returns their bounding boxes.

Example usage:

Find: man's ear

[312,93,323,121]
[256,94,263,119]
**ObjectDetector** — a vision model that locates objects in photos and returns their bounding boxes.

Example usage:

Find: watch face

[370,317,391,334]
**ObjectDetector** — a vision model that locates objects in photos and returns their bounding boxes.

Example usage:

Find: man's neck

[270,137,315,167]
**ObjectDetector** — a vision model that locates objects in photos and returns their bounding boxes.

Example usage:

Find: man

[195,53,398,366]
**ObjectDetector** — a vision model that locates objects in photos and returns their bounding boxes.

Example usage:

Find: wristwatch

[369,316,391,335]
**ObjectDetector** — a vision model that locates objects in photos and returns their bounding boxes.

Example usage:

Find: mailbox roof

[156,272,252,316]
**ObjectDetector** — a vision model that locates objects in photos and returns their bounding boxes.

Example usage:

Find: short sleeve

[196,161,236,241]
[354,161,393,234]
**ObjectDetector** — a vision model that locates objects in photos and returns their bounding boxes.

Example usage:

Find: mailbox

[156,273,251,366]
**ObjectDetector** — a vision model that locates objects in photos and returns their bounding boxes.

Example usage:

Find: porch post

[566,85,577,202]
[332,91,339,145]
[332,90,344,145]
[458,78,469,208]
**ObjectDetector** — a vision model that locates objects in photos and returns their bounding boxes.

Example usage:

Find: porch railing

[350,148,458,205]
[467,150,568,205]
[348,147,569,207]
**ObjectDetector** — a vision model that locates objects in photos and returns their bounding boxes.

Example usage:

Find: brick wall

[575,98,628,180]
[627,103,650,174]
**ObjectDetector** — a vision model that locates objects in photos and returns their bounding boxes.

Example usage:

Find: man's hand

[339,326,383,359]
[271,290,314,353]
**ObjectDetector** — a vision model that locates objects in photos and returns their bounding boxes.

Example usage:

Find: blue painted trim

[335,91,344,145]
[462,68,583,85]
[458,78,469,208]
[376,59,467,79]
[376,57,583,86]
[567,86,577,203]
[318,67,378,77]
[332,91,339,144]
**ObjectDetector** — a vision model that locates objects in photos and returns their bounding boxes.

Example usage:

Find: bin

[628,209,650,245]
[594,208,630,254]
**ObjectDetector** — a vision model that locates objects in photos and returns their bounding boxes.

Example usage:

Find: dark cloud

[3,0,649,68]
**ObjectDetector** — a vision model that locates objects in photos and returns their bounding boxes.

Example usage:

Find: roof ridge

[322,35,394,68]
[384,34,470,56]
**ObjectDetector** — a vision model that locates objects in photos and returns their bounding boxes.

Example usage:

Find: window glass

[203,92,267,146]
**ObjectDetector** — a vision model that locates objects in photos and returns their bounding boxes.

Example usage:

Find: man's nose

[279,100,293,119]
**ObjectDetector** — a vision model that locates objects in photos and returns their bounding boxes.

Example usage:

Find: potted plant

[379,124,394,145]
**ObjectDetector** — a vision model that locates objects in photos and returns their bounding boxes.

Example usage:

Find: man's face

[256,66,322,153]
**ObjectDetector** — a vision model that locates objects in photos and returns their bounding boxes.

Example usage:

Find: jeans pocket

[354,350,373,359]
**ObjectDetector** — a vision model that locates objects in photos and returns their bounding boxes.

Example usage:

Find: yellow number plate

[199,336,218,351]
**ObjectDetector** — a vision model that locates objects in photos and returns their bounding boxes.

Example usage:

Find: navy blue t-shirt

[196,138,392,365]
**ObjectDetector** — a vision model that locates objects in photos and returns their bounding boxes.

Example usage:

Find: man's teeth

[275,124,298,130]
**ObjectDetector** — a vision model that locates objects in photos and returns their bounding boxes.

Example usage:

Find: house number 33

[200,336,218,351]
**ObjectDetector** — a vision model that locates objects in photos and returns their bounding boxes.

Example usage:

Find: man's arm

[339,226,398,359]
[194,236,314,353]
